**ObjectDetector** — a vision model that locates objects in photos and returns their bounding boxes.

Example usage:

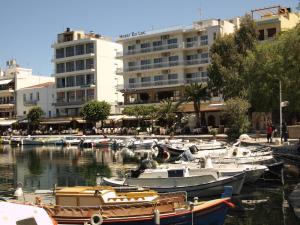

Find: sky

[0,0,298,76]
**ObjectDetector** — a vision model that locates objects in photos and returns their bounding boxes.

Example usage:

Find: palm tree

[156,99,181,131]
[184,82,210,127]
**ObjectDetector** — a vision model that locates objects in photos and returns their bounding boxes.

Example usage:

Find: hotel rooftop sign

[119,31,146,39]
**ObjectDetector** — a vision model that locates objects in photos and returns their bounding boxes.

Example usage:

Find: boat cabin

[55,186,159,206]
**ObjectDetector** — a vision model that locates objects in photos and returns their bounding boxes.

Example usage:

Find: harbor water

[0,144,299,225]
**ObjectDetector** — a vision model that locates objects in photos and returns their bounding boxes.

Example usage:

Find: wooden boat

[102,166,245,197]
[41,186,233,225]
[81,138,111,148]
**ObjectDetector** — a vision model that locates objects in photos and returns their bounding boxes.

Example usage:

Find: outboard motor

[189,145,199,154]
[179,149,195,162]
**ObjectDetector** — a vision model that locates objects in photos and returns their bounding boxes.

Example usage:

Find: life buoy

[90,213,103,225]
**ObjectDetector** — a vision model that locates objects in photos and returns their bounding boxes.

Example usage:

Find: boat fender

[90,213,103,225]
[154,209,160,225]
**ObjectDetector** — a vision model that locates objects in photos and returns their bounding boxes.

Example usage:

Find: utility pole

[279,80,282,138]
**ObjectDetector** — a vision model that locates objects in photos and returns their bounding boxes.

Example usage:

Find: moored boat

[41,186,233,225]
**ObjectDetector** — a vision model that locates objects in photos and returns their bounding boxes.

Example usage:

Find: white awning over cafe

[0,79,13,85]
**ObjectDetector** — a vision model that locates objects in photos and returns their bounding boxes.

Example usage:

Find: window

[201,53,209,63]
[76,44,84,55]
[258,30,264,41]
[141,59,151,69]
[67,91,75,102]
[86,43,94,54]
[153,40,162,50]
[30,93,33,100]
[154,75,165,85]
[141,77,151,82]
[76,75,85,86]
[127,45,135,54]
[23,94,26,101]
[86,89,95,101]
[76,60,84,71]
[153,58,163,68]
[86,58,94,69]
[86,74,94,85]
[129,78,136,83]
[213,32,217,40]
[167,38,178,45]
[169,55,179,66]
[168,74,178,80]
[186,37,198,47]
[56,77,65,88]
[128,61,136,71]
[23,111,26,115]
[49,111,51,117]
[56,48,64,59]
[65,46,75,57]
[167,38,178,49]
[140,42,150,52]
[66,76,75,87]
[36,92,39,101]
[186,36,197,42]
[57,92,65,102]
[66,61,75,72]
[56,63,65,73]
[76,90,85,101]
[201,35,208,45]
[267,28,276,38]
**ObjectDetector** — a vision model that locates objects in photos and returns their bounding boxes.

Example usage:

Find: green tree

[123,105,157,128]
[156,99,181,131]
[80,100,111,127]
[223,97,251,141]
[184,82,210,127]
[208,15,257,99]
[27,106,44,133]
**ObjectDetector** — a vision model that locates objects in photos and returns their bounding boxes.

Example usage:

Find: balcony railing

[54,100,86,106]
[23,100,38,106]
[116,43,182,57]
[185,40,208,48]
[118,59,209,73]
[125,97,182,105]
[117,77,208,91]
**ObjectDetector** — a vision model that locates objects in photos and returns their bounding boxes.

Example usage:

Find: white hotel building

[52,28,122,117]
[116,19,239,125]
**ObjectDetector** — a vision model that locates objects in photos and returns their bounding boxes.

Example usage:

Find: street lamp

[279,80,289,138]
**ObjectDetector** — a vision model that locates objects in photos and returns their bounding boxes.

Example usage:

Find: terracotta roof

[24,82,54,89]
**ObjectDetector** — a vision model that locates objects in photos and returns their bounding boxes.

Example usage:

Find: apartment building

[52,28,123,117]
[16,82,56,118]
[0,60,54,119]
[116,19,238,125]
[253,6,300,41]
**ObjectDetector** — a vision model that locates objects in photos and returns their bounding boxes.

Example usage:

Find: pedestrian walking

[266,123,273,143]
[281,122,288,142]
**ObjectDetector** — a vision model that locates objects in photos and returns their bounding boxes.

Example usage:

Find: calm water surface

[0,145,299,225]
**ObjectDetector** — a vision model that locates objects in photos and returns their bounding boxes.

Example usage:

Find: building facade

[116,19,238,126]
[52,28,123,117]
[16,82,56,118]
[253,6,300,41]
[0,60,54,119]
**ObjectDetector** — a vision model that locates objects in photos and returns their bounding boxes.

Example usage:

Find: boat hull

[52,200,229,225]
[103,173,245,198]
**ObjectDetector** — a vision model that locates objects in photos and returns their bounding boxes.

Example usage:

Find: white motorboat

[102,164,245,197]
[126,138,158,149]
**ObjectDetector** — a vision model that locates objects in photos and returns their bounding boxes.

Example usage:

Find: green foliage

[184,82,210,127]
[223,98,251,141]
[27,106,44,126]
[208,15,257,99]
[80,100,111,123]
[123,105,156,119]
[156,99,181,129]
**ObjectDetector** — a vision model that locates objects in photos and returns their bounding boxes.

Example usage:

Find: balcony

[125,96,182,105]
[0,101,15,109]
[117,77,208,91]
[116,43,182,57]
[0,88,14,95]
[23,100,38,106]
[185,58,209,66]
[185,40,208,48]
[120,61,183,73]
[54,100,86,107]
[52,53,95,63]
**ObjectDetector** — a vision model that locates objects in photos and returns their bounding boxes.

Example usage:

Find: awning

[40,119,71,124]
[108,115,125,121]
[0,79,13,85]
[0,119,17,126]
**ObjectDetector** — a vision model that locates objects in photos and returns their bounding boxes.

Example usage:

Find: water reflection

[0,145,299,224]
